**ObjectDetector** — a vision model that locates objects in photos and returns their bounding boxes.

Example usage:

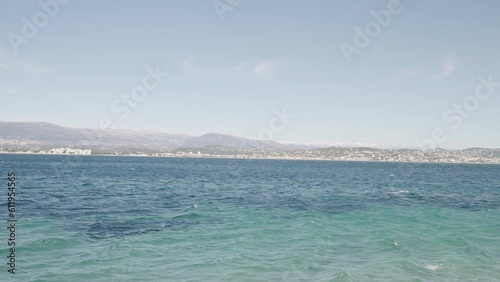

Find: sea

[1,154,499,281]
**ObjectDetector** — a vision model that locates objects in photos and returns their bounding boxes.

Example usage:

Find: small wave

[332,270,352,281]
[424,264,441,271]
[388,190,410,194]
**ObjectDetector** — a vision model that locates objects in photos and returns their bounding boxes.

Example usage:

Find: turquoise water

[1,155,499,281]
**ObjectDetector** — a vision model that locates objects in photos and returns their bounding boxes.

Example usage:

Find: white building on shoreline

[46,148,92,155]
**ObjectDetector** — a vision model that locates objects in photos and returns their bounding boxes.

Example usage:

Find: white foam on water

[388,190,410,194]
[424,264,440,271]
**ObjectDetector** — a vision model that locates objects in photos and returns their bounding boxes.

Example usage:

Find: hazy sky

[1,0,499,148]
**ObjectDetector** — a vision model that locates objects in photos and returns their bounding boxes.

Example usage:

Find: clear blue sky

[1,0,499,148]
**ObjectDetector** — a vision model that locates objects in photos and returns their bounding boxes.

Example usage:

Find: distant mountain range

[0,121,316,151]
[0,122,500,164]
[1,121,499,164]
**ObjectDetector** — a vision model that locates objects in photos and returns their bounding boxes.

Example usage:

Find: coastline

[2,151,499,165]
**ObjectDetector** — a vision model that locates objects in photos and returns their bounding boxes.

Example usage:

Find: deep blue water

[1,154,499,281]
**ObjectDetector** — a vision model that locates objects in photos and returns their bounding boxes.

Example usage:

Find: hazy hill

[0,121,313,150]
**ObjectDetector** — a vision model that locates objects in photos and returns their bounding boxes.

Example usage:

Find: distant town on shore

[1,121,499,164]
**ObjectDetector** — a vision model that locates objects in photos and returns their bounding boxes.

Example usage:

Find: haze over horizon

[1,0,499,149]
[2,120,499,150]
